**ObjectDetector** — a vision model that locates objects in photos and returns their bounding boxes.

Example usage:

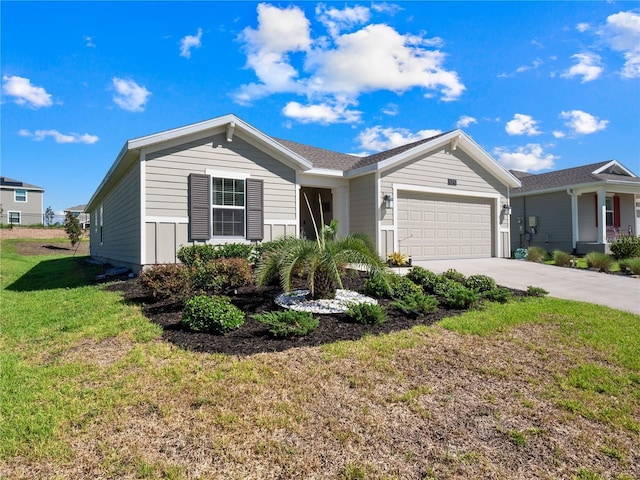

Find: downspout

[566,188,577,252]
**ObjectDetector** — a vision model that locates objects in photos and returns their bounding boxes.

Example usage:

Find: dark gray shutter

[188,173,210,240]
[246,178,263,241]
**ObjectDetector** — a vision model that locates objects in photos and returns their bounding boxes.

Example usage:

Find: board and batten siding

[90,161,141,271]
[348,173,377,246]
[142,133,297,265]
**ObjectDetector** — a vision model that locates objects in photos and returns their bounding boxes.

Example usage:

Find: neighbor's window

[212,177,245,236]
[605,197,614,226]
[14,189,26,202]
[8,211,20,224]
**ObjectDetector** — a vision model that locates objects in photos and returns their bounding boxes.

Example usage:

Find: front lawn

[1,239,639,479]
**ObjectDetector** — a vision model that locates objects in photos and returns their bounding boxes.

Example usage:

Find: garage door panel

[397,192,493,260]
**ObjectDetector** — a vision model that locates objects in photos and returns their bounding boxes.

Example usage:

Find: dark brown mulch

[105,271,469,356]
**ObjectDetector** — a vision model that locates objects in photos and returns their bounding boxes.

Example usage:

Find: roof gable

[0,176,44,191]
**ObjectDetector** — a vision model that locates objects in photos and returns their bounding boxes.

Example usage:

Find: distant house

[0,176,45,225]
[64,204,90,229]
[509,161,640,255]
[86,114,520,272]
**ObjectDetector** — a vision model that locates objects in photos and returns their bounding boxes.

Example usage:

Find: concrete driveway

[408,258,640,316]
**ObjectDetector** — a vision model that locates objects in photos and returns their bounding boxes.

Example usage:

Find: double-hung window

[8,212,20,224]
[212,177,245,237]
[14,189,26,202]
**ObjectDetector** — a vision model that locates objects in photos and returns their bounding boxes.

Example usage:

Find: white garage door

[397,192,494,260]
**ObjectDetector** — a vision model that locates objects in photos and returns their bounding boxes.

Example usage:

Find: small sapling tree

[64,211,83,248]
[44,206,55,226]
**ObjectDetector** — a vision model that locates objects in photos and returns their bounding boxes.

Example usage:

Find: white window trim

[8,211,21,224]
[207,169,251,240]
[14,189,27,202]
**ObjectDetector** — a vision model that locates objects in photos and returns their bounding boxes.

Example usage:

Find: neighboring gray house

[0,176,45,225]
[86,114,521,272]
[509,160,640,255]
[64,204,90,229]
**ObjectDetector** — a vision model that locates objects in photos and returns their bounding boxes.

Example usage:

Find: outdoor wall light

[384,194,394,209]
[503,204,512,215]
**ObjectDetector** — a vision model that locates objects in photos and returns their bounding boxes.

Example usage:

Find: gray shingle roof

[275,131,451,172]
[510,161,640,194]
[0,176,44,190]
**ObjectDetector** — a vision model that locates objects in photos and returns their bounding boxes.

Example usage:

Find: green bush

[526,285,549,297]
[609,235,640,260]
[526,246,547,263]
[440,283,480,309]
[406,266,437,288]
[178,243,256,266]
[190,257,254,295]
[391,292,439,315]
[140,264,192,301]
[433,276,457,297]
[584,251,613,271]
[481,287,514,304]
[181,295,245,334]
[344,302,387,325]
[364,271,393,298]
[388,274,422,300]
[442,268,466,283]
[553,250,572,267]
[464,274,497,292]
[253,310,319,338]
[619,257,640,275]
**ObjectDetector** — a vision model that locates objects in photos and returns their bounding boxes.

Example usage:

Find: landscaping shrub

[181,295,244,334]
[140,264,191,301]
[609,235,640,260]
[553,250,572,267]
[442,268,466,283]
[253,310,319,338]
[386,251,410,266]
[619,257,640,275]
[344,302,387,325]
[406,266,438,291]
[178,243,256,266]
[481,287,514,304]
[433,276,457,297]
[526,285,549,297]
[464,274,497,292]
[190,258,253,295]
[364,271,393,298]
[388,274,422,300]
[440,282,480,309]
[391,292,439,316]
[584,251,613,271]
[526,246,547,263]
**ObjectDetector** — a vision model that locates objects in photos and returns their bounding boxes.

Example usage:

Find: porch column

[332,186,349,238]
[597,189,606,244]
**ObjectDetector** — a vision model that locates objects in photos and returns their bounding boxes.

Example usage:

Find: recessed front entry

[300,187,333,239]
[397,191,493,260]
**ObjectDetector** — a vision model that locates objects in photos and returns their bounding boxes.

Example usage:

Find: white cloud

[84,35,96,47]
[576,22,591,33]
[180,28,203,58]
[552,130,565,139]
[19,129,99,144]
[456,115,477,128]
[316,3,370,38]
[560,110,608,134]
[493,144,558,172]
[371,3,403,15]
[561,52,603,82]
[282,100,361,124]
[2,75,53,108]
[516,58,543,73]
[357,126,442,152]
[599,10,640,78]
[235,4,464,117]
[505,114,541,136]
[112,77,151,112]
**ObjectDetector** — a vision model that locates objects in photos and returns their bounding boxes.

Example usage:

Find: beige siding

[90,162,141,270]
[380,229,394,259]
[380,147,508,226]
[144,134,297,219]
[1,188,43,224]
[348,173,376,245]
[145,222,189,264]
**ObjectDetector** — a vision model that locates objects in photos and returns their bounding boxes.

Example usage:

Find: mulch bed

[106,271,470,356]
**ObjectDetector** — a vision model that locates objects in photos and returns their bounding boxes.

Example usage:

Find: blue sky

[2,1,639,216]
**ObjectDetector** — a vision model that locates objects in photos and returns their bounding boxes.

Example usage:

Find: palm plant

[255,195,385,299]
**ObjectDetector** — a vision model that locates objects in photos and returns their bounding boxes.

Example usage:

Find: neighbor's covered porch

[573,189,640,254]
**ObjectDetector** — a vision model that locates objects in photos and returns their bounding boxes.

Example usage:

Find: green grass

[2,238,639,478]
